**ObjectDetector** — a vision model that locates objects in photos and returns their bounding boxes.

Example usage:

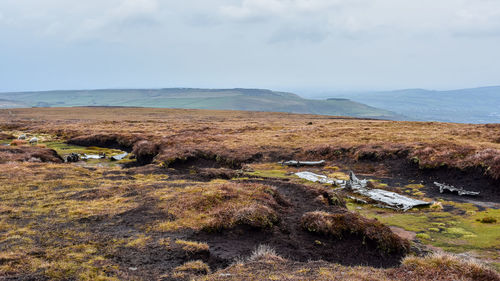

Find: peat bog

[0,107,499,280]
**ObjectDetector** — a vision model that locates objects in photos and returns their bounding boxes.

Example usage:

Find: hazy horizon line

[2,84,500,96]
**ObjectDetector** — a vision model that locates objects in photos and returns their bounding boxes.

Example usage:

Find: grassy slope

[0,88,398,119]
[334,86,500,123]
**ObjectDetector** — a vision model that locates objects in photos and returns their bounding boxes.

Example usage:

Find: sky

[1,0,500,95]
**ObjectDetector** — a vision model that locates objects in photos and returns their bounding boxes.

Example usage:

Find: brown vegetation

[393,253,500,281]
[171,260,211,279]
[0,132,14,140]
[9,139,28,146]
[68,133,144,151]
[175,240,210,254]
[201,252,500,281]
[478,216,497,224]
[1,108,499,280]
[155,182,284,232]
[0,145,63,163]
[132,140,160,164]
[2,108,500,181]
[301,211,410,254]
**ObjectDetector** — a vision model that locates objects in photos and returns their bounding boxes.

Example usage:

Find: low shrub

[132,140,160,164]
[207,204,279,231]
[157,182,283,232]
[301,211,409,254]
[10,139,28,146]
[479,216,497,224]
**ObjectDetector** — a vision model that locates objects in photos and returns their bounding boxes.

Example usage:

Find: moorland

[0,107,499,281]
[0,88,398,120]
[3,86,500,123]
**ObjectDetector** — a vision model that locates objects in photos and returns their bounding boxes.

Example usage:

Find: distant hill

[331,86,500,123]
[0,88,399,119]
[0,98,28,109]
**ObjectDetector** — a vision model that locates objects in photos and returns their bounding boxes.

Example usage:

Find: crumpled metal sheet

[295,171,431,211]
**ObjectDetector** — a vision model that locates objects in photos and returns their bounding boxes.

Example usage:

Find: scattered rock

[65,153,80,163]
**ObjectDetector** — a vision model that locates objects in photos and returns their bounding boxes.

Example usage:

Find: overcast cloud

[1,0,500,94]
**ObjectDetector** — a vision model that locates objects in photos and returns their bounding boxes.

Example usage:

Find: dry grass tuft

[301,211,409,254]
[172,260,211,278]
[202,252,500,281]
[175,240,210,253]
[248,245,283,262]
[394,253,500,281]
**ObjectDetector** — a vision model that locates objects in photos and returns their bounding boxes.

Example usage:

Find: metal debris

[434,182,480,196]
[345,171,368,190]
[347,195,368,204]
[81,153,106,160]
[111,152,128,161]
[281,160,326,167]
[295,171,344,185]
[295,171,431,211]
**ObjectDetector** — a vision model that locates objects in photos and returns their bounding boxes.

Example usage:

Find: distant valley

[332,86,500,123]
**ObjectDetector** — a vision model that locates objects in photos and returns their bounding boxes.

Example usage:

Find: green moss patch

[44,142,124,156]
[245,163,289,179]
[348,200,500,268]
